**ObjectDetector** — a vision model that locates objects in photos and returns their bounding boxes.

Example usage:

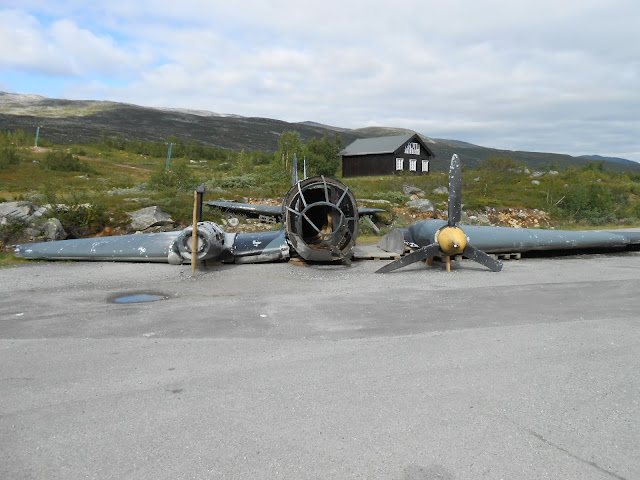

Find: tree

[236,149,252,174]
[275,131,303,172]
[303,133,343,177]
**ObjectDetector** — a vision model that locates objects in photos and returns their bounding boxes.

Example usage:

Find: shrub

[217,174,259,189]
[0,222,26,246]
[41,150,95,173]
[478,156,526,172]
[54,203,109,238]
[147,162,196,191]
[555,182,627,224]
[0,143,19,169]
[369,191,408,205]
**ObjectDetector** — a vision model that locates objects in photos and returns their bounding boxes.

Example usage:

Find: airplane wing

[15,175,361,265]
[203,201,282,218]
[359,207,385,216]
[205,200,384,218]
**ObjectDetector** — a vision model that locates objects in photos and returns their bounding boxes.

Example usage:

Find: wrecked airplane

[13,153,640,270]
[14,174,361,265]
[376,155,640,273]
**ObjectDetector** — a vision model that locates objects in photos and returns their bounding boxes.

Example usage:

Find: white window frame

[421,160,429,173]
[395,157,404,171]
[409,159,417,171]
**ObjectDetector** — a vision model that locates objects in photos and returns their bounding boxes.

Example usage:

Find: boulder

[405,199,434,212]
[127,206,174,232]
[43,218,67,241]
[0,201,35,223]
[432,186,449,195]
[402,185,425,196]
[24,227,43,241]
[477,214,492,225]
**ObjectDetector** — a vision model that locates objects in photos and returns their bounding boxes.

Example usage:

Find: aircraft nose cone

[437,227,467,255]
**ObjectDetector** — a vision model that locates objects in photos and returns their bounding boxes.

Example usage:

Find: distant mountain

[578,154,639,166]
[1,92,638,173]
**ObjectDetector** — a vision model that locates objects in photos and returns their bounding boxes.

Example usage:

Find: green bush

[555,182,626,224]
[369,191,408,205]
[53,203,109,238]
[218,174,259,189]
[70,146,87,156]
[0,143,19,169]
[0,222,26,245]
[147,162,196,191]
[478,156,526,172]
[41,150,95,173]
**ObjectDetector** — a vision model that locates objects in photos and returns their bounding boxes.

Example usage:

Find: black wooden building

[340,133,436,177]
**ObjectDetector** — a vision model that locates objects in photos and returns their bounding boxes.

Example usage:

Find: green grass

[0,252,41,267]
[2,137,640,250]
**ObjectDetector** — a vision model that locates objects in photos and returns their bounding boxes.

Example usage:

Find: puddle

[109,293,168,304]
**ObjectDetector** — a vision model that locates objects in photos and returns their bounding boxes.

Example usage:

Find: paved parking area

[1,252,639,479]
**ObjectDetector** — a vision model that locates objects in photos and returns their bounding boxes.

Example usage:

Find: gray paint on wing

[14,231,181,262]
[400,219,640,253]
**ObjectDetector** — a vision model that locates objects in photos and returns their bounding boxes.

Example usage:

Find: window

[395,158,404,171]
[409,159,417,171]
[404,142,420,155]
[422,160,429,173]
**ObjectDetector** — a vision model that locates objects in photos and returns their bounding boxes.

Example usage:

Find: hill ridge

[0,92,637,172]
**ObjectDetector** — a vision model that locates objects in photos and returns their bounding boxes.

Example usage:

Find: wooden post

[191,190,198,277]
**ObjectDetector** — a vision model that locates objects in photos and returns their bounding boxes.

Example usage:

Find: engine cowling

[168,221,230,264]
[282,176,358,262]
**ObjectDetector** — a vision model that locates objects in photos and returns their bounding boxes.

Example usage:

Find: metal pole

[191,190,198,276]
[166,143,173,170]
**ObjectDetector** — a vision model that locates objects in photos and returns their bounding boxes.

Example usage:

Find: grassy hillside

[2,93,638,173]
[2,130,640,254]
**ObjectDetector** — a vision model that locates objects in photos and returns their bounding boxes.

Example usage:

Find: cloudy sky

[1,1,638,160]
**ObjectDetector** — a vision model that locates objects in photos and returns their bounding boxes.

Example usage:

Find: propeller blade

[376,243,441,274]
[462,245,503,272]
[448,154,462,227]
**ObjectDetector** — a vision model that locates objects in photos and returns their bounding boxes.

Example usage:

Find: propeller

[376,154,502,273]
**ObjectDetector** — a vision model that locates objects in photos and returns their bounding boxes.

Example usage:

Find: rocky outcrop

[1,201,175,247]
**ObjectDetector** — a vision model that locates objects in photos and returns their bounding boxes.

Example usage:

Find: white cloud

[1,1,639,160]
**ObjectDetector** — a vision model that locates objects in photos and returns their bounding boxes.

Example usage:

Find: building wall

[342,154,395,177]
[342,150,433,177]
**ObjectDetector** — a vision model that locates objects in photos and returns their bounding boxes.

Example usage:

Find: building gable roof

[340,133,433,157]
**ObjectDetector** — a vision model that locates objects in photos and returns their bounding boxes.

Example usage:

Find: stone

[432,186,449,195]
[405,199,434,212]
[127,206,174,231]
[43,218,67,241]
[0,201,35,223]
[24,227,43,241]
[531,180,540,185]
[402,185,425,196]
[477,214,491,225]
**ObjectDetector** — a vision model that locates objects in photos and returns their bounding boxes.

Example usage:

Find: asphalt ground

[1,251,639,479]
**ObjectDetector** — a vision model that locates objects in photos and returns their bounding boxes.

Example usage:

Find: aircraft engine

[169,221,228,264]
[282,176,359,262]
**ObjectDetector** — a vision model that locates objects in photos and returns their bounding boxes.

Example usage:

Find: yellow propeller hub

[436,226,467,255]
